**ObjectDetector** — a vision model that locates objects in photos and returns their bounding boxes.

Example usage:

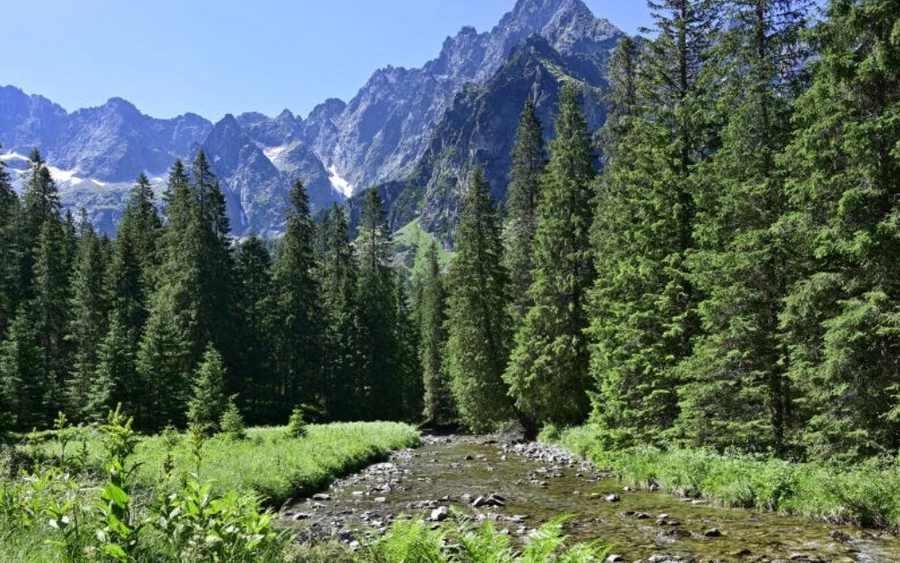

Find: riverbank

[282,434,900,561]
[548,424,900,529]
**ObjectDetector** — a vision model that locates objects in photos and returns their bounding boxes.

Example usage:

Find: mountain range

[0,0,624,239]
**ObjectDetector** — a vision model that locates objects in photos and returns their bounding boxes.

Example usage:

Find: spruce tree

[20,149,61,299]
[588,1,720,447]
[504,98,546,328]
[505,85,596,427]
[271,180,323,418]
[446,169,513,432]
[355,189,401,421]
[235,236,275,424]
[0,305,46,429]
[187,345,229,432]
[28,219,72,422]
[99,175,161,418]
[67,222,109,420]
[136,161,203,430]
[418,241,454,425]
[675,0,810,452]
[87,316,132,422]
[780,0,900,460]
[0,149,20,338]
[318,205,363,420]
[394,278,422,420]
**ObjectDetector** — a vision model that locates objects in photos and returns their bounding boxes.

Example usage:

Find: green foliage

[552,424,900,528]
[187,345,229,433]
[219,396,246,441]
[368,512,609,563]
[286,405,308,439]
[417,241,455,426]
[271,180,323,420]
[503,97,546,329]
[355,188,403,421]
[446,169,514,432]
[506,84,596,427]
[778,0,900,461]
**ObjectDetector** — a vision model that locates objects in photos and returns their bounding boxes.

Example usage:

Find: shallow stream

[282,436,900,562]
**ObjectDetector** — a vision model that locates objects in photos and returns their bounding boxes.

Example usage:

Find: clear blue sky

[3,1,653,121]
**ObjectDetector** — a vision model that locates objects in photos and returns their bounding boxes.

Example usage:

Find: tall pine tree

[418,240,454,426]
[588,1,720,447]
[67,220,109,420]
[780,0,900,460]
[355,189,401,421]
[446,169,513,432]
[676,0,810,452]
[504,98,546,328]
[271,180,323,418]
[505,85,596,427]
[318,205,363,421]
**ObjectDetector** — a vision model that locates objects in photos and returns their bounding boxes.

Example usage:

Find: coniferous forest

[1,0,899,467]
[4,0,900,561]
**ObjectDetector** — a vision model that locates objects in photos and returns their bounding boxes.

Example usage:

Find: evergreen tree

[66,222,109,419]
[780,0,900,460]
[446,169,513,432]
[19,149,61,299]
[318,205,363,420]
[505,85,596,427]
[588,1,721,447]
[271,180,323,418]
[187,345,229,432]
[99,175,162,418]
[418,241,454,425]
[33,217,72,418]
[136,161,203,430]
[235,236,275,424]
[0,149,20,337]
[87,316,133,422]
[504,98,546,327]
[676,0,810,452]
[394,278,422,420]
[355,189,401,421]
[0,305,47,429]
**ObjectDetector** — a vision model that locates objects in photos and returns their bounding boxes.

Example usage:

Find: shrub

[286,406,308,439]
[220,396,247,441]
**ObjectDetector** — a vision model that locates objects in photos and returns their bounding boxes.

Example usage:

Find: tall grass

[549,424,900,529]
[34,422,420,507]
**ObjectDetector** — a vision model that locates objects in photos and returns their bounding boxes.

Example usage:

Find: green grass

[1,422,420,562]
[548,424,900,529]
[35,422,420,507]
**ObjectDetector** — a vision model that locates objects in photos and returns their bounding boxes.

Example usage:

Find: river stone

[429,506,449,522]
[606,555,625,563]
[312,493,331,501]
[704,528,722,537]
[373,497,387,503]
[603,494,621,503]
[292,512,312,521]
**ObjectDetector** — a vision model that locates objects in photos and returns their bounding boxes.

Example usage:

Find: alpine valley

[0,0,623,239]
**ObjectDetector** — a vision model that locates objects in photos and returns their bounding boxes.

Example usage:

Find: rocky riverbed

[280,435,900,562]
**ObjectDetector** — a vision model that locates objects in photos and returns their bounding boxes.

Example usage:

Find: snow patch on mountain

[263,144,292,170]
[328,164,354,198]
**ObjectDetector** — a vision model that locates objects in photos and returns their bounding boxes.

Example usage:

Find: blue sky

[3,1,653,121]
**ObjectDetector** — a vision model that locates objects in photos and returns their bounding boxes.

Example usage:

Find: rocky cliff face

[346,31,619,245]
[304,0,622,194]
